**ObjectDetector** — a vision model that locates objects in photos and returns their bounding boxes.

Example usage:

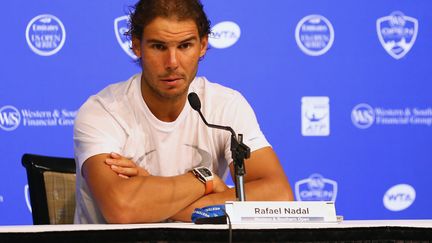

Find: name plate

[225,201,337,223]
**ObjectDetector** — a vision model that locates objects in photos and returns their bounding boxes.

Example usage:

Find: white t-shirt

[73,73,270,223]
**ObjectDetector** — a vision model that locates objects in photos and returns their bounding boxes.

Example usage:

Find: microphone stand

[196,114,251,201]
[230,133,250,201]
[188,92,250,201]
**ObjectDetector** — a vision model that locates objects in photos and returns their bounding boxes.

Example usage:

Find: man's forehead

[142,17,200,41]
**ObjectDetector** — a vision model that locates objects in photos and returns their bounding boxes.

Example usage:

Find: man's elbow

[281,188,295,201]
[272,179,295,201]
[101,197,137,224]
[100,196,163,224]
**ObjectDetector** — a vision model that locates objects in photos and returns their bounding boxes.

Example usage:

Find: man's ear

[199,35,208,58]
[132,36,142,58]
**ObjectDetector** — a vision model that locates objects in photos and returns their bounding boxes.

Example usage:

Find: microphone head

[188,92,201,111]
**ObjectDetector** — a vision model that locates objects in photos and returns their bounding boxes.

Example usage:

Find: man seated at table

[73,0,293,224]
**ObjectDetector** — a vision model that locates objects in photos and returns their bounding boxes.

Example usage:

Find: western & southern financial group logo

[0,105,77,132]
[383,184,416,211]
[295,15,334,56]
[351,103,375,129]
[376,11,418,60]
[208,21,241,49]
[352,103,432,129]
[114,15,137,59]
[25,14,66,56]
[0,105,21,131]
[301,96,330,136]
[295,174,338,201]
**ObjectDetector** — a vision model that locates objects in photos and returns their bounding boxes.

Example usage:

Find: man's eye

[152,44,166,50]
[179,43,192,49]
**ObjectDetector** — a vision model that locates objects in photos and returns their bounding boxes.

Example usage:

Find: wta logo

[383,184,416,211]
[0,105,21,131]
[208,21,241,49]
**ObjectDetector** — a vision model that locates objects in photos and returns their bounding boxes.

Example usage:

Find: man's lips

[160,77,183,82]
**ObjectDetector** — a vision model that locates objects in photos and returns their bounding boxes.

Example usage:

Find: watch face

[198,167,212,177]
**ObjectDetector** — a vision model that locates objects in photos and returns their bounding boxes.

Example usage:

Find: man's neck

[141,85,187,123]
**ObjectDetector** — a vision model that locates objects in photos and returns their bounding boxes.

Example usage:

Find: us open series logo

[295,15,335,56]
[26,14,66,56]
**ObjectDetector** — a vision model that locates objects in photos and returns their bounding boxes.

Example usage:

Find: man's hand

[212,174,229,193]
[170,147,293,222]
[83,153,214,223]
[105,152,150,178]
[169,174,228,222]
[103,152,228,222]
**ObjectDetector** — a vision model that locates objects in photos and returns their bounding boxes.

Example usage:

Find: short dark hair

[128,0,211,40]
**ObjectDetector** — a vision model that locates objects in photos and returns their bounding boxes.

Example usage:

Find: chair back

[22,153,76,225]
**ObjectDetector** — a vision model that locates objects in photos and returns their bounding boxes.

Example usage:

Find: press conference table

[0,220,431,242]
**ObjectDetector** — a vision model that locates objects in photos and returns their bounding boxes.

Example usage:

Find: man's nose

[165,48,179,70]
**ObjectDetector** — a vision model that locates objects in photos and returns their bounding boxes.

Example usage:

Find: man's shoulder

[192,76,242,103]
[75,73,141,126]
[94,73,140,104]
[78,73,140,112]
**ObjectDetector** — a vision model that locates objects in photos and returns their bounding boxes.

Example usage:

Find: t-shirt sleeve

[73,97,126,171]
[222,92,270,164]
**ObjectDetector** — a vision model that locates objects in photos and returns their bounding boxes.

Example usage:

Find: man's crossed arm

[82,146,293,223]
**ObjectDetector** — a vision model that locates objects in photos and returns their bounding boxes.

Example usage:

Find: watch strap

[204,179,213,195]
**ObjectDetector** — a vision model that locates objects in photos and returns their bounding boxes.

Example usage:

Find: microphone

[188,92,236,137]
[188,92,250,202]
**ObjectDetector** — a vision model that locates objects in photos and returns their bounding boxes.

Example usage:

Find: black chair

[22,153,76,225]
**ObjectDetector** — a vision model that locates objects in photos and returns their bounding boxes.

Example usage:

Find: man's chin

[157,89,188,100]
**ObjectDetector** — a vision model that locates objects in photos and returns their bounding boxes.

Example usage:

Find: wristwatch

[191,166,214,195]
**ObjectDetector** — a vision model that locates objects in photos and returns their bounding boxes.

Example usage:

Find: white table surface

[0,220,431,233]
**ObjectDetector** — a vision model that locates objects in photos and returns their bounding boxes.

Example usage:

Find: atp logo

[351,103,375,129]
[208,21,241,49]
[0,105,21,131]
[377,11,418,59]
[114,16,137,59]
[301,97,330,136]
[295,174,337,201]
[383,184,416,211]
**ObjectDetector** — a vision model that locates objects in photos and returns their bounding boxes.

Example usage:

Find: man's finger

[105,158,134,167]
[110,152,122,159]
[110,165,138,176]
[118,174,129,179]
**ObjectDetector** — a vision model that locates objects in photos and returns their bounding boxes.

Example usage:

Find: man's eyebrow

[146,39,166,44]
[146,36,198,44]
[179,37,198,43]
